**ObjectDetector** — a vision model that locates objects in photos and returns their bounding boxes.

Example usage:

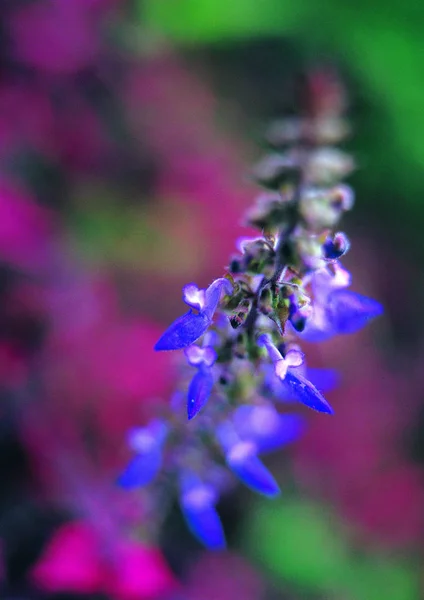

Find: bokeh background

[0,1,424,599]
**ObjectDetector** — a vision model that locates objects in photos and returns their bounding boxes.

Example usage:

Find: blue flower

[284,371,334,414]
[327,289,383,334]
[323,232,350,260]
[179,475,226,550]
[232,404,303,453]
[185,344,217,420]
[306,367,339,392]
[299,263,382,341]
[217,422,280,497]
[154,278,233,351]
[258,334,304,380]
[117,420,167,489]
[258,335,333,413]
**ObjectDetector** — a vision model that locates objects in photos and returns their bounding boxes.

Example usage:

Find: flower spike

[120,72,383,549]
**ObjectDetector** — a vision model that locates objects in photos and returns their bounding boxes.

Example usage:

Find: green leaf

[345,559,419,600]
[140,0,305,44]
[243,497,350,591]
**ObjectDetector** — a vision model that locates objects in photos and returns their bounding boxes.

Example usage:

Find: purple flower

[154,278,233,351]
[185,344,217,420]
[179,476,226,550]
[258,335,333,413]
[299,263,382,341]
[232,405,303,453]
[306,367,339,392]
[117,420,167,489]
[258,334,304,381]
[323,232,350,260]
[217,422,280,497]
[283,371,334,414]
[327,289,383,334]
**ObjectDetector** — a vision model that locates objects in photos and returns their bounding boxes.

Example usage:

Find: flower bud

[323,232,350,260]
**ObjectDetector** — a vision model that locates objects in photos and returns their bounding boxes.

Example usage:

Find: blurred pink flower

[0,342,29,390]
[31,522,103,594]
[53,92,114,172]
[293,328,422,547]
[30,521,176,599]
[104,541,177,600]
[125,58,257,280]
[44,316,173,446]
[185,552,263,600]
[40,268,174,469]
[0,180,53,271]
[0,84,55,156]
[343,464,424,546]
[9,1,100,75]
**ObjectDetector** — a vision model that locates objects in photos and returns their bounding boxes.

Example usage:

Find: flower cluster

[119,71,383,549]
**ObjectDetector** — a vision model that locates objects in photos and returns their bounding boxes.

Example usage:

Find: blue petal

[181,502,226,550]
[327,290,383,334]
[227,449,280,497]
[203,278,233,320]
[297,322,337,343]
[154,310,211,351]
[117,450,161,489]
[233,405,303,453]
[284,371,334,414]
[187,367,214,420]
[306,368,339,392]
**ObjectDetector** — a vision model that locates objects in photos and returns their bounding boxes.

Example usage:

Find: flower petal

[257,334,283,363]
[154,310,210,351]
[180,485,226,550]
[203,278,233,320]
[306,367,340,392]
[183,283,206,311]
[226,442,280,497]
[327,290,383,334]
[284,371,334,414]
[187,367,214,420]
[127,419,168,453]
[117,450,161,489]
[184,345,217,368]
[306,368,339,392]
[233,405,303,453]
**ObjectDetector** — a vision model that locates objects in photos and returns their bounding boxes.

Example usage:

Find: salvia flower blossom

[118,420,168,489]
[180,474,226,550]
[119,71,383,549]
[185,343,217,420]
[154,279,233,351]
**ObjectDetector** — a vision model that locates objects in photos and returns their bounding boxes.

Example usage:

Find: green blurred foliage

[243,496,419,599]
[69,186,201,275]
